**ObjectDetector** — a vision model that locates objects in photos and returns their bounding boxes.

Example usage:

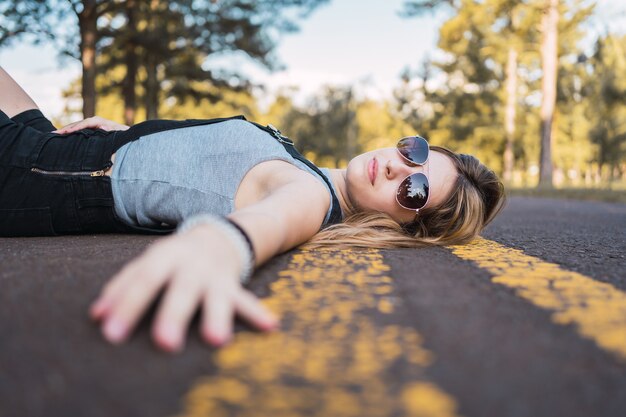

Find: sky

[0,0,624,119]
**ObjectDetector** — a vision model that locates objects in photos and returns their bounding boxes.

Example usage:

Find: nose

[385,158,424,180]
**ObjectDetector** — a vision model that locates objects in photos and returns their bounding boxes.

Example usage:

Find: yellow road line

[450,237,626,361]
[175,249,462,417]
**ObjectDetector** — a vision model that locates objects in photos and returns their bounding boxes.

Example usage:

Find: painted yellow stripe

[175,249,462,417]
[450,237,626,361]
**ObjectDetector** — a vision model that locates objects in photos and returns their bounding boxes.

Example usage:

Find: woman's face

[345,147,458,224]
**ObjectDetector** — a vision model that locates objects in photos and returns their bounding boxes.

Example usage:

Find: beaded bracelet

[176,214,256,284]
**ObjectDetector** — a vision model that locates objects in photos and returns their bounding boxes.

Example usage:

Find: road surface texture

[1,196,625,417]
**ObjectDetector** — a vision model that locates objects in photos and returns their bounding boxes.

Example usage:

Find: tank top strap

[247,121,343,226]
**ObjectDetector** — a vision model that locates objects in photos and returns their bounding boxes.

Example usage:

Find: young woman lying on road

[0,67,506,352]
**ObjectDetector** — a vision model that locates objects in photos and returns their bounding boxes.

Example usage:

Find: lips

[369,157,378,185]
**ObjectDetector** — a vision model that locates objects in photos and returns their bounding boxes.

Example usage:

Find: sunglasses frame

[395,136,431,213]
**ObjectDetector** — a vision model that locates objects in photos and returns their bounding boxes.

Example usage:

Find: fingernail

[267,315,280,329]
[89,298,109,319]
[103,318,127,343]
[158,324,182,352]
[259,320,278,332]
[202,327,226,346]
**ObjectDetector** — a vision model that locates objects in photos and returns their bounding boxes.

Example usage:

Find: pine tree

[586,34,626,185]
[537,0,559,188]
[0,0,329,121]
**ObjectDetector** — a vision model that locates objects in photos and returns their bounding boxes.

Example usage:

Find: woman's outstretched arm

[0,67,39,118]
[90,174,331,352]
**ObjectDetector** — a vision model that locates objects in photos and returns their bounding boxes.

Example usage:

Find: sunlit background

[1,0,624,191]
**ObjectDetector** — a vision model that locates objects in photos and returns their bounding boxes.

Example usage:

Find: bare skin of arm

[0,67,39,118]
[90,175,331,352]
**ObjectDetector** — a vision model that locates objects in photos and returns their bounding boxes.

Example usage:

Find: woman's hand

[53,116,130,134]
[89,225,279,352]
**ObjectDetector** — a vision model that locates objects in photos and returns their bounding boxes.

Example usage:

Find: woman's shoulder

[236,159,330,213]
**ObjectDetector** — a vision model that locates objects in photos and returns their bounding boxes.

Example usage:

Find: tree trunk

[123,0,138,125]
[609,163,616,186]
[79,0,98,118]
[344,89,357,162]
[538,0,559,188]
[145,57,158,120]
[503,47,518,184]
[145,0,159,120]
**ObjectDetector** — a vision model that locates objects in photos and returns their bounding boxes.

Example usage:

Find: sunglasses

[395,136,430,212]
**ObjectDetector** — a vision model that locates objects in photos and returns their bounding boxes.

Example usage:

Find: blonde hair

[301,146,506,250]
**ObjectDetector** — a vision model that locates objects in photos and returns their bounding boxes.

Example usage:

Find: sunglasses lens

[397,173,429,210]
[397,136,429,165]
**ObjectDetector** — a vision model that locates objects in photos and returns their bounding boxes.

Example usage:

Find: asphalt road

[1,196,625,417]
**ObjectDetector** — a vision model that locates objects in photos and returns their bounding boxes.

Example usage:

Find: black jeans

[0,110,253,237]
[0,109,138,236]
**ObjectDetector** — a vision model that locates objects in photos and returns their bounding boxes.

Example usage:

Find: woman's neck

[326,168,352,216]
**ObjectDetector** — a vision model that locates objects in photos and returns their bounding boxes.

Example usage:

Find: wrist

[177,214,256,284]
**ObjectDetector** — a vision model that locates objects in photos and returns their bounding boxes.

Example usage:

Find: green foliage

[97,0,329,121]
[159,88,261,121]
[3,0,623,187]
[279,86,359,168]
[1,0,329,121]
[397,0,623,187]
[399,0,457,17]
[261,87,414,168]
[397,0,507,173]
[584,34,626,181]
[0,1,68,49]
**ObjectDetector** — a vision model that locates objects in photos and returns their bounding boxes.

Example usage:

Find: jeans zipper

[31,164,111,177]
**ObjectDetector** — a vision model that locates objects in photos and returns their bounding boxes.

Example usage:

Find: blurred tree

[400,0,600,187]
[398,0,506,172]
[487,0,539,184]
[257,88,299,127]
[547,1,596,186]
[60,66,262,124]
[585,34,626,185]
[275,86,359,167]
[0,2,57,46]
[503,19,520,184]
[399,0,456,16]
[302,86,359,167]
[261,88,415,168]
[0,0,117,117]
[0,0,329,122]
[355,99,414,152]
[537,0,559,188]
[101,0,331,124]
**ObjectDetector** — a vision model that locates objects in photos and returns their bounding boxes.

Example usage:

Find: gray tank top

[110,119,343,230]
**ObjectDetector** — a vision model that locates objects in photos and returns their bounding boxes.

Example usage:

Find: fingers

[52,120,80,133]
[200,288,279,347]
[94,274,279,351]
[53,117,100,133]
[94,260,173,345]
[152,278,204,352]
[89,234,280,352]
[200,290,235,346]
[233,290,280,332]
[89,262,138,320]
[53,116,129,133]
